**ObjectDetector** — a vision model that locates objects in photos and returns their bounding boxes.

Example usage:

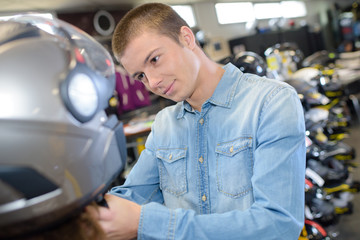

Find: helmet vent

[0,166,58,200]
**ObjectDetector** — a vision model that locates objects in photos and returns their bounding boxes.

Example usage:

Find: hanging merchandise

[114,66,151,116]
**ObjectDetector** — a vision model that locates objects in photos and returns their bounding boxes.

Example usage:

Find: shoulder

[155,102,181,117]
[239,73,297,98]
[231,73,300,115]
[242,73,292,89]
[150,102,186,141]
[152,102,183,126]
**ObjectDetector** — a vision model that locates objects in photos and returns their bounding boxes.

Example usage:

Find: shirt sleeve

[110,130,164,205]
[114,86,306,240]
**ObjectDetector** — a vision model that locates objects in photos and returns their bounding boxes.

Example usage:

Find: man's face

[120,30,200,102]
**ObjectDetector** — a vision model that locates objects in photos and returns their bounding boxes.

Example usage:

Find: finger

[97,205,113,221]
[85,205,99,219]
[98,219,115,234]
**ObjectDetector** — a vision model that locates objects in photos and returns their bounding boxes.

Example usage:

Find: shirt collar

[177,63,242,119]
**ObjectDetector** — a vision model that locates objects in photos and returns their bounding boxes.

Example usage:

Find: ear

[179,26,196,50]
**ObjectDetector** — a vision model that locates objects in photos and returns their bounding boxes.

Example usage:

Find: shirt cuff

[138,202,176,240]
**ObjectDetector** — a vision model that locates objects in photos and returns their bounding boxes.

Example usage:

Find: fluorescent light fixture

[281,1,307,18]
[253,1,307,20]
[254,3,282,20]
[215,2,255,24]
[171,5,196,28]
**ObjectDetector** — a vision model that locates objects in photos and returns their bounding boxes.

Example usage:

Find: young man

[89,3,306,239]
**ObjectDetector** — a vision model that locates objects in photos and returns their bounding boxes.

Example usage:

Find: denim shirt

[111,63,306,240]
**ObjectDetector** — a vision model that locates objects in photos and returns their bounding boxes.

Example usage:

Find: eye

[150,56,159,63]
[137,73,145,81]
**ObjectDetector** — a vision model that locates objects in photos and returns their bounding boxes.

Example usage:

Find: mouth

[163,80,175,96]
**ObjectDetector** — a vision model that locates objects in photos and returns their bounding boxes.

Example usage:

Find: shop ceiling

[0,0,353,14]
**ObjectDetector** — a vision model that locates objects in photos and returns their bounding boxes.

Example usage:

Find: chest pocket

[216,137,253,198]
[156,147,187,197]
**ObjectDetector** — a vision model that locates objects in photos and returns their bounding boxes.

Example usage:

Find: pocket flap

[215,137,252,157]
[156,148,187,163]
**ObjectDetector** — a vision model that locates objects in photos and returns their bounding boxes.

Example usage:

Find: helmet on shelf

[232,51,267,77]
[264,42,304,80]
[302,50,338,68]
[0,16,126,238]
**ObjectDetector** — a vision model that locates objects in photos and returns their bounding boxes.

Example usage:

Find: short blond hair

[112,3,189,61]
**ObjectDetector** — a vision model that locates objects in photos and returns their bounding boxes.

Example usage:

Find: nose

[145,69,162,90]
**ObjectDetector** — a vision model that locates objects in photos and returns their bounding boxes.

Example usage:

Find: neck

[186,49,225,112]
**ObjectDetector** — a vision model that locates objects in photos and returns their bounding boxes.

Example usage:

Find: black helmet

[0,16,126,238]
[232,51,267,77]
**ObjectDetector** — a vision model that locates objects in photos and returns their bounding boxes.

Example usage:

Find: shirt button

[202,194,207,202]
[199,118,204,125]
[169,154,173,160]
[230,146,234,153]
[198,156,204,163]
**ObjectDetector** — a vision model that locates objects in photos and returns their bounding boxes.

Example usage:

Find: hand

[87,194,141,240]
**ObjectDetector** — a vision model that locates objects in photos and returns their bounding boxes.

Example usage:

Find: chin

[166,95,182,103]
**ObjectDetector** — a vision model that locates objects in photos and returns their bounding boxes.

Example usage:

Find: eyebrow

[131,48,160,79]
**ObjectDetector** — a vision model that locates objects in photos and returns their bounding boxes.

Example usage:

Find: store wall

[189,1,329,60]
[194,2,249,41]
[57,8,131,37]
[192,1,330,41]
[50,0,353,60]
[186,0,351,59]
[53,1,342,46]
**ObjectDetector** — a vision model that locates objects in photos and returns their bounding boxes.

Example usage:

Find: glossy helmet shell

[0,17,126,238]
[232,51,268,77]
